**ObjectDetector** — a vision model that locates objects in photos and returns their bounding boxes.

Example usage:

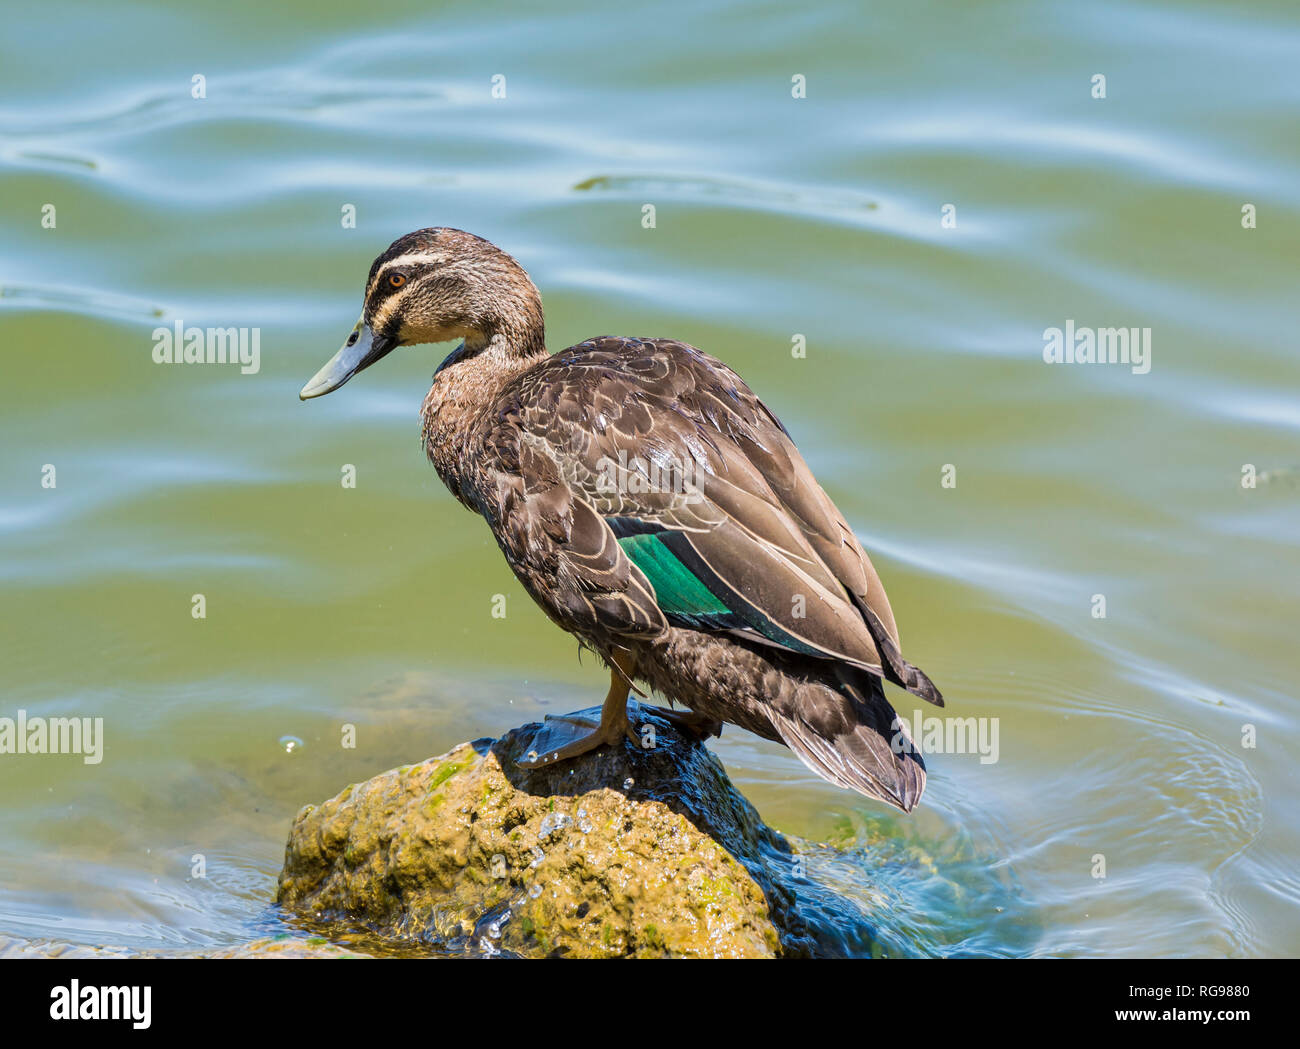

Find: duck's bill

[299,317,398,400]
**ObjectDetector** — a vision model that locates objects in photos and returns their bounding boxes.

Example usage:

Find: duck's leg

[643,705,723,741]
[515,649,640,768]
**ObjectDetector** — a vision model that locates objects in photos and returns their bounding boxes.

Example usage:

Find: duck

[300,228,944,811]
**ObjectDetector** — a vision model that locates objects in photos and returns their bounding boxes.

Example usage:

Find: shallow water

[1,0,1297,957]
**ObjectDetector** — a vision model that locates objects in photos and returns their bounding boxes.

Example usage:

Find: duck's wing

[483,336,941,706]
[474,413,670,645]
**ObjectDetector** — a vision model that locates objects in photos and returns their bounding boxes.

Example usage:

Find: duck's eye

[388,273,407,289]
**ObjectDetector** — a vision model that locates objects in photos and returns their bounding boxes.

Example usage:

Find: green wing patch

[613,523,826,657]
[617,533,730,619]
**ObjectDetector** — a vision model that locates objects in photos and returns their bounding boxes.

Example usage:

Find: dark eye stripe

[372,267,414,302]
[375,261,432,295]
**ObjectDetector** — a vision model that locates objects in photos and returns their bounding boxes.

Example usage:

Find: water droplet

[529,883,543,899]
[622,777,634,790]
[538,812,572,840]
[279,735,304,754]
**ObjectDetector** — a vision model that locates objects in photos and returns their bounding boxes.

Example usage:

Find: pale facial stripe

[369,284,416,337]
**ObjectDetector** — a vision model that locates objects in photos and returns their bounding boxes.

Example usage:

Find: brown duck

[301,228,943,811]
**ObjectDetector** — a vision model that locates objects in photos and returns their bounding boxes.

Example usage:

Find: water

[1,0,1297,957]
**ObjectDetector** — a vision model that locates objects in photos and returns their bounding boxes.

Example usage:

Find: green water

[2,0,1297,957]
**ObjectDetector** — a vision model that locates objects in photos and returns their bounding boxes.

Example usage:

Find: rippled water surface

[2,0,1297,957]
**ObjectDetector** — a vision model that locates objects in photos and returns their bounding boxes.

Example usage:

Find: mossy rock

[275,703,821,958]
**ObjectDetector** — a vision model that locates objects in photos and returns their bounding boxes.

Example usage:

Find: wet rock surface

[208,936,369,958]
[275,702,869,957]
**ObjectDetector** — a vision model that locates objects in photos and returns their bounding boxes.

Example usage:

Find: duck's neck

[421,333,547,505]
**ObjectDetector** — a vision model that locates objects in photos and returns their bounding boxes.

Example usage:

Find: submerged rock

[276,702,837,958]
[209,936,369,959]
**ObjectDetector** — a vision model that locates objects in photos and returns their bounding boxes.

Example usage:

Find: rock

[208,936,369,959]
[275,701,826,958]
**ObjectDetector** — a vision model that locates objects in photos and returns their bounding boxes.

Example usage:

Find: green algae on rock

[208,936,369,959]
[275,703,832,958]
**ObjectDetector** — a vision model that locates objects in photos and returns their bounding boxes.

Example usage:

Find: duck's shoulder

[499,336,787,435]
[531,335,715,386]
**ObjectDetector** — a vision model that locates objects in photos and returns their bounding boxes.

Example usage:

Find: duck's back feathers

[461,335,940,809]
[480,336,941,696]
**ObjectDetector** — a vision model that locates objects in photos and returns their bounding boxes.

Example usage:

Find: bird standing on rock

[300,228,944,811]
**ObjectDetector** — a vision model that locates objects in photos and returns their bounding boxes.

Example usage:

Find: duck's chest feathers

[420,344,540,511]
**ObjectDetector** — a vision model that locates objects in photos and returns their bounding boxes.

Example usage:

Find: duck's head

[300,227,544,400]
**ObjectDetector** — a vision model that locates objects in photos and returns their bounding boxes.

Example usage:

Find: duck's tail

[767,668,926,812]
